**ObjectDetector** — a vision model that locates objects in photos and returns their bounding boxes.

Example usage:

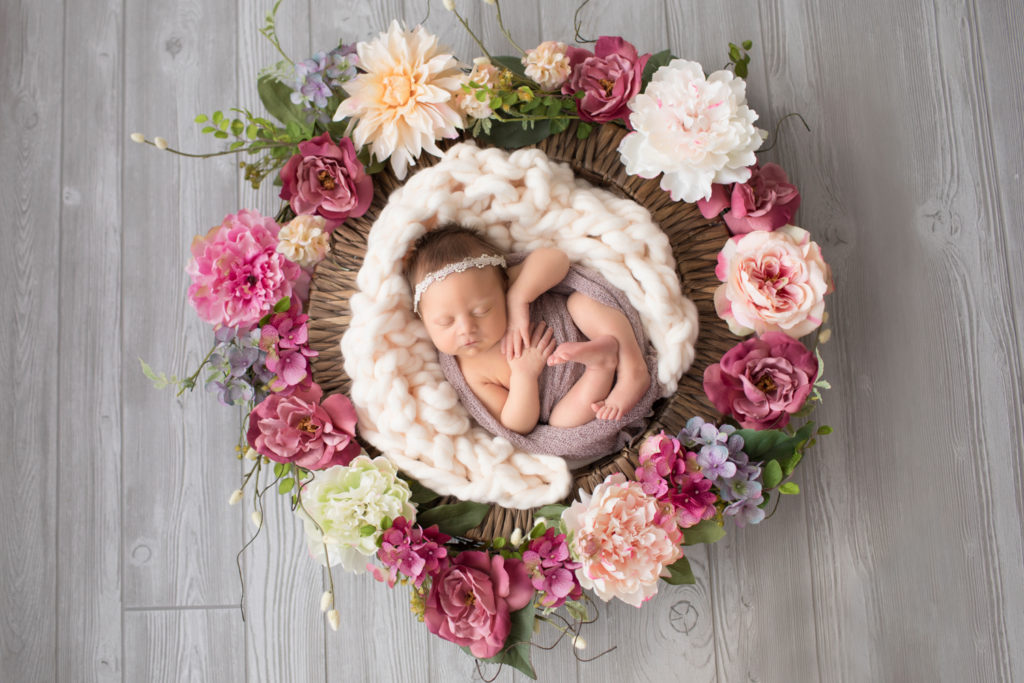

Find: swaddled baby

[405,225,651,436]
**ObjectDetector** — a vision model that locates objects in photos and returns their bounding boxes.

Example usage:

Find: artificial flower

[424,551,534,658]
[714,224,833,338]
[334,21,464,180]
[522,41,572,90]
[288,45,358,124]
[259,303,318,392]
[374,517,451,588]
[279,132,372,222]
[562,36,649,124]
[186,209,302,330]
[618,59,765,202]
[698,162,801,234]
[677,417,745,481]
[636,432,717,528]
[522,528,582,609]
[704,332,819,429]
[276,214,331,269]
[295,456,414,571]
[562,474,682,607]
[457,57,502,120]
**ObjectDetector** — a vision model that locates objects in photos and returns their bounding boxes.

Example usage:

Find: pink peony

[698,163,801,235]
[186,210,303,330]
[562,474,682,607]
[714,224,833,338]
[636,432,717,528]
[704,332,818,430]
[522,528,582,609]
[246,382,360,470]
[562,36,650,124]
[374,517,451,588]
[279,132,372,223]
[424,551,534,659]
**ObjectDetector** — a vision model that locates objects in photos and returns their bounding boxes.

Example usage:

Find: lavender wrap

[438,254,662,460]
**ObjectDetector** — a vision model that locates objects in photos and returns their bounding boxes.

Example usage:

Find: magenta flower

[260,304,318,392]
[279,132,373,223]
[562,36,650,124]
[424,551,534,658]
[185,210,303,330]
[375,517,451,588]
[246,382,360,470]
[703,332,819,430]
[698,163,801,235]
[636,432,717,528]
[522,528,582,609]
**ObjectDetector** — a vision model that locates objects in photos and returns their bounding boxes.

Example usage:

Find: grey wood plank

[122,0,244,609]
[0,0,63,681]
[58,0,124,679]
[124,608,245,682]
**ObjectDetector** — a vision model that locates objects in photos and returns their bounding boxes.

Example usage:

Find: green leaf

[278,478,294,494]
[549,118,570,134]
[532,504,567,522]
[491,55,529,81]
[194,113,208,123]
[475,88,488,102]
[564,599,589,623]
[682,518,726,546]
[762,460,783,490]
[737,428,801,462]
[273,462,287,478]
[729,44,742,62]
[272,296,291,313]
[735,61,748,79]
[230,119,245,136]
[229,140,246,151]
[416,500,489,536]
[257,73,311,133]
[213,130,229,139]
[663,555,696,585]
[492,536,506,549]
[359,524,377,537]
[742,39,753,50]
[212,110,224,126]
[476,118,551,149]
[201,126,216,134]
[576,121,593,140]
[465,602,537,679]
[405,477,441,506]
[139,358,170,390]
[642,49,674,89]
[778,481,800,495]
[818,425,833,435]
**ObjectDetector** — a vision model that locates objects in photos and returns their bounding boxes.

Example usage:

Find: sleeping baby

[405,225,652,437]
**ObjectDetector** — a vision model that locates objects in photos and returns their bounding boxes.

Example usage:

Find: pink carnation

[636,432,717,528]
[186,210,303,330]
[698,163,801,235]
[563,474,683,607]
[246,383,360,470]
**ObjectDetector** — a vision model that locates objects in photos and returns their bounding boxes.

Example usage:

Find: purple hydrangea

[288,45,358,124]
[204,328,272,406]
[679,417,745,480]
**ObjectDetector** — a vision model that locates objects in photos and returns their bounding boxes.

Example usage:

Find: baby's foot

[592,347,650,421]
[547,336,619,369]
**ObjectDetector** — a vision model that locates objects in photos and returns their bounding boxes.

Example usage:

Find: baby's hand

[501,296,532,358]
[507,321,555,379]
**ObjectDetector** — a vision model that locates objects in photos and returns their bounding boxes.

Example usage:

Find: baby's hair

[403,224,508,294]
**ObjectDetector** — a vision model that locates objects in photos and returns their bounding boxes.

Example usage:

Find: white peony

[276,214,330,268]
[618,59,766,203]
[295,455,415,572]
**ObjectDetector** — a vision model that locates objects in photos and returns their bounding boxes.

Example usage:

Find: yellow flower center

[755,374,777,394]
[317,169,336,190]
[382,72,414,107]
[296,416,317,434]
[598,78,615,97]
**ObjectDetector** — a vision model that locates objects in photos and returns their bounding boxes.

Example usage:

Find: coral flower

[333,21,464,180]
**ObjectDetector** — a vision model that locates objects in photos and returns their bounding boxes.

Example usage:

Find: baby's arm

[500,322,556,433]
[505,248,570,356]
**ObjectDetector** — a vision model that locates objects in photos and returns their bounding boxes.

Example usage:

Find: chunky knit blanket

[341,143,698,508]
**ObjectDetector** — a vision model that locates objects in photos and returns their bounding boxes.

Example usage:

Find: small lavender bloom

[287,44,358,123]
[680,417,743,480]
[226,345,260,377]
[724,497,766,527]
[721,476,763,503]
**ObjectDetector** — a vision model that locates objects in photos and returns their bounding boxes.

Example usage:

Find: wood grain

[0,0,63,681]
[124,609,245,682]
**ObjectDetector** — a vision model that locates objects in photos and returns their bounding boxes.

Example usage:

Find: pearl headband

[413,254,506,314]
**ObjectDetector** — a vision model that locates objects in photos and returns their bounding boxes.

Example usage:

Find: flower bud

[245,447,259,460]
[130,132,145,143]
[154,136,168,150]
[818,328,832,344]
[320,591,333,612]
[251,510,263,528]
[442,0,455,9]
[228,489,244,506]
[509,528,523,548]
[572,635,587,650]
[327,609,340,631]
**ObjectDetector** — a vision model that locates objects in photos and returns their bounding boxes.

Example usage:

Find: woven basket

[307,122,736,541]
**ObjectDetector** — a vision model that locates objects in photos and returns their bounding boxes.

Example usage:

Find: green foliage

[727,40,754,78]
[416,500,490,536]
[272,296,291,313]
[476,118,552,149]
[139,358,175,390]
[681,518,726,546]
[564,599,589,623]
[278,478,294,494]
[532,504,568,522]
[464,602,537,679]
[778,482,800,495]
[642,49,674,88]
[762,459,783,490]
[738,421,815,480]
[404,477,442,506]
[663,555,696,585]
[491,55,529,81]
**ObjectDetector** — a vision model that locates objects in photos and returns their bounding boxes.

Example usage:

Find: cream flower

[457,57,502,120]
[333,21,464,180]
[276,214,330,268]
[618,59,766,203]
[562,473,682,607]
[295,455,415,572]
[522,41,571,91]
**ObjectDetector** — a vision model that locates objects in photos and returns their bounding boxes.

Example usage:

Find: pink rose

[246,383,360,470]
[698,163,801,235]
[704,332,818,430]
[562,36,650,124]
[424,551,534,659]
[186,210,303,330]
[279,132,373,224]
[714,224,833,338]
[562,474,682,607]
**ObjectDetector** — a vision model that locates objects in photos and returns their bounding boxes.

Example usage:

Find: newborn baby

[405,225,650,434]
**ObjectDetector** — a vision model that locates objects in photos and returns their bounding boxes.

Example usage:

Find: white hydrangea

[295,455,415,572]
[618,59,767,203]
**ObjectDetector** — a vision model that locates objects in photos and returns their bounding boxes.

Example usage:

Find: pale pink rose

[562,473,682,607]
[186,210,302,330]
[522,41,571,90]
[714,224,833,338]
[457,57,502,120]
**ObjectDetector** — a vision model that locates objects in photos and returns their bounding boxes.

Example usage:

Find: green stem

[147,138,297,160]
[176,343,218,396]
[493,0,526,56]
[451,6,492,61]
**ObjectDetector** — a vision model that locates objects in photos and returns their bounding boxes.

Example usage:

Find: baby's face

[418,266,507,358]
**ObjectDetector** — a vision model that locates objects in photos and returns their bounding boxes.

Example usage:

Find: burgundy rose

[246,382,360,469]
[703,332,819,430]
[698,163,801,235]
[279,132,373,224]
[424,551,534,659]
[561,36,650,124]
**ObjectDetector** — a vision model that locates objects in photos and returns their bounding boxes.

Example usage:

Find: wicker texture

[307,122,736,540]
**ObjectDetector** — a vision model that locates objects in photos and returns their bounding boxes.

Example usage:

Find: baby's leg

[562,292,651,421]
[547,336,618,428]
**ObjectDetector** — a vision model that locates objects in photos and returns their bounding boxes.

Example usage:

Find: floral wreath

[135,0,835,677]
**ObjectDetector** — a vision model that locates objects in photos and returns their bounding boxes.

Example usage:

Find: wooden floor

[3,0,1023,681]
